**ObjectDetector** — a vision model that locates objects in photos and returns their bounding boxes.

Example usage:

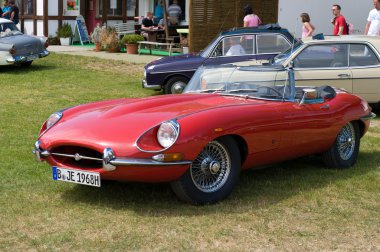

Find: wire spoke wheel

[190,141,231,193]
[337,123,356,160]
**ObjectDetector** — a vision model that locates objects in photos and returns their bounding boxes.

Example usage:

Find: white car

[0,18,49,66]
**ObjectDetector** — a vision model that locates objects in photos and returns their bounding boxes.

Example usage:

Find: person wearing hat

[9,0,19,25]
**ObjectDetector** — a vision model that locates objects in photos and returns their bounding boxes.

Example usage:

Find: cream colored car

[269,35,380,107]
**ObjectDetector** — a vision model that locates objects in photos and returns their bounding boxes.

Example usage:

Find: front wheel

[322,121,360,169]
[170,137,241,205]
[164,76,188,94]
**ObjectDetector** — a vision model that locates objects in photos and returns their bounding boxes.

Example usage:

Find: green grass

[0,54,379,250]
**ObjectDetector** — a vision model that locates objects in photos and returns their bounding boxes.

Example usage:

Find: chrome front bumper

[360,112,376,121]
[7,50,49,64]
[142,79,162,90]
[33,141,191,172]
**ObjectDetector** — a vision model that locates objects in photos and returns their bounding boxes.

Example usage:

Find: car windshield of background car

[0,23,21,37]
[183,66,290,100]
[271,41,303,65]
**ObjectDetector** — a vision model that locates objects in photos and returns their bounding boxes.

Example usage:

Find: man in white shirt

[226,37,246,56]
[364,0,380,35]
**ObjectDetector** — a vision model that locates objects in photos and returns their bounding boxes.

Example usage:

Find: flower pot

[126,43,138,54]
[60,37,71,46]
[94,42,102,52]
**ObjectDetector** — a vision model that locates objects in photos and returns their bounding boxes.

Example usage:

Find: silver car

[0,18,49,67]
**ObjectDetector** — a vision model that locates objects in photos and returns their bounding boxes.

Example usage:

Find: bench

[137,41,182,56]
[114,22,136,38]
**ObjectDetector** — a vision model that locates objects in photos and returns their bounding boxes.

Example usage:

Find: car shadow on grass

[60,151,379,215]
[0,64,56,72]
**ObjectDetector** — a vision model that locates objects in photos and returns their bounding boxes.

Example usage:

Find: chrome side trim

[360,112,376,121]
[142,79,161,90]
[109,158,192,166]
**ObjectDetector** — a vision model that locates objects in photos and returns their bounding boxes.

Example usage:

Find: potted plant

[90,24,103,52]
[57,23,73,46]
[121,34,144,54]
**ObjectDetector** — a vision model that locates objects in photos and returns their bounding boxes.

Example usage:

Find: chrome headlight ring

[157,120,180,149]
[46,111,63,131]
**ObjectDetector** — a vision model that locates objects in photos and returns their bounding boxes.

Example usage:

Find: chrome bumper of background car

[142,79,161,90]
[6,50,49,64]
[33,141,191,172]
[360,112,376,121]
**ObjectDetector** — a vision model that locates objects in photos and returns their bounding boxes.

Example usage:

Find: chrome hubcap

[190,141,231,193]
[337,123,356,160]
[171,81,187,94]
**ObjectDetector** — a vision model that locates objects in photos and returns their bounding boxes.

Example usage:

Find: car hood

[40,94,264,151]
[146,53,205,71]
[0,34,44,55]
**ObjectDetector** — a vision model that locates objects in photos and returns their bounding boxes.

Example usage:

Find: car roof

[221,24,292,36]
[302,35,380,50]
[0,18,13,24]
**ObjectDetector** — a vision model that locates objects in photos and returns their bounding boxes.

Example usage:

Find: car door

[203,35,256,66]
[279,43,353,93]
[349,43,380,104]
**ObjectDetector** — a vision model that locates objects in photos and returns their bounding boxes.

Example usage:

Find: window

[294,44,348,68]
[349,44,380,67]
[108,0,122,16]
[24,0,34,15]
[212,36,254,57]
[256,34,291,54]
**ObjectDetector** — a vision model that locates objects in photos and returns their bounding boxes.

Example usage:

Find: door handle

[338,74,351,78]
[320,104,330,109]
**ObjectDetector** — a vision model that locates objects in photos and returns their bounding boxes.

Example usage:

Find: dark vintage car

[0,18,49,66]
[34,65,375,205]
[142,24,297,94]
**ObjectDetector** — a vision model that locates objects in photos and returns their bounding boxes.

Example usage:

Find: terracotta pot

[126,43,138,54]
[94,42,101,52]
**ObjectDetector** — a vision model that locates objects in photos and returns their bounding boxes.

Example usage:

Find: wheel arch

[214,134,248,166]
[354,119,366,138]
[163,74,190,86]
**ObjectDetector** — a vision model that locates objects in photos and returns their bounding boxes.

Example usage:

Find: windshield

[199,36,219,57]
[183,65,292,100]
[271,41,303,65]
[0,22,22,37]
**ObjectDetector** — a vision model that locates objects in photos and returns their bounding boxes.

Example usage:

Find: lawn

[0,53,379,251]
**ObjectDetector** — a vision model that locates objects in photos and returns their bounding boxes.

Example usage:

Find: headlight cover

[46,112,63,130]
[157,120,180,149]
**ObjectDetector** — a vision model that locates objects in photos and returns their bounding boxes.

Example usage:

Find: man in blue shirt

[2,0,11,19]
[154,0,164,25]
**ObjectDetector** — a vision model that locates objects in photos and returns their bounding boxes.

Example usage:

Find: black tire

[170,136,241,205]
[20,61,33,67]
[322,121,360,169]
[164,76,188,94]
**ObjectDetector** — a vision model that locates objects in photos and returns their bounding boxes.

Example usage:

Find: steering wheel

[257,86,283,97]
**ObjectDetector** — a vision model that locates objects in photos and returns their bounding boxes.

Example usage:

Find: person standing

[167,0,182,26]
[243,5,261,27]
[154,0,164,25]
[1,0,11,19]
[9,0,19,25]
[331,4,348,35]
[364,0,380,36]
[300,13,315,38]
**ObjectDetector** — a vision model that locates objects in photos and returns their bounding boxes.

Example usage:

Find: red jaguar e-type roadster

[33,65,376,205]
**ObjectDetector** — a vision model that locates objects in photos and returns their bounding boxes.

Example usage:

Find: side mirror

[299,88,323,105]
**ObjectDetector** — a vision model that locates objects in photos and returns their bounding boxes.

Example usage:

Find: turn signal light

[9,47,16,55]
[152,153,184,162]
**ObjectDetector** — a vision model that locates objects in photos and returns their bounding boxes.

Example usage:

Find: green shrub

[57,23,73,38]
[121,34,145,44]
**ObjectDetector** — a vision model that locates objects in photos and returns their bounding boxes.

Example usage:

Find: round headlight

[157,121,180,148]
[46,112,62,130]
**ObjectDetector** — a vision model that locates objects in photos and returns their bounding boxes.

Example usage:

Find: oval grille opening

[51,146,103,169]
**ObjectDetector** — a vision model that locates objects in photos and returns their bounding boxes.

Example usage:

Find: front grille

[50,146,103,169]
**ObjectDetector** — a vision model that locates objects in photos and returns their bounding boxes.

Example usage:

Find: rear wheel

[164,76,188,94]
[170,137,241,205]
[322,121,360,168]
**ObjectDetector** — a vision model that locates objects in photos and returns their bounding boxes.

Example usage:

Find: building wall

[278,0,373,38]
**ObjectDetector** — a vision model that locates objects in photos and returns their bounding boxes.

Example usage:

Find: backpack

[346,22,354,34]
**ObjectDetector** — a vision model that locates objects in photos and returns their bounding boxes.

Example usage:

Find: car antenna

[217,9,231,35]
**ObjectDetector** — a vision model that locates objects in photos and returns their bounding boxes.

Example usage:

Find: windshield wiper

[198,89,225,93]
[227,89,258,93]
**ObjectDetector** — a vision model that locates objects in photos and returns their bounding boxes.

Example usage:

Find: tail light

[9,46,16,55]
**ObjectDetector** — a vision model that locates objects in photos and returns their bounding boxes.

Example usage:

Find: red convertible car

[33,65,375,205]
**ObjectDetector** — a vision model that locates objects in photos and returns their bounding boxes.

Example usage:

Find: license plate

[52,167,101,187]
[27,55,37,61]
